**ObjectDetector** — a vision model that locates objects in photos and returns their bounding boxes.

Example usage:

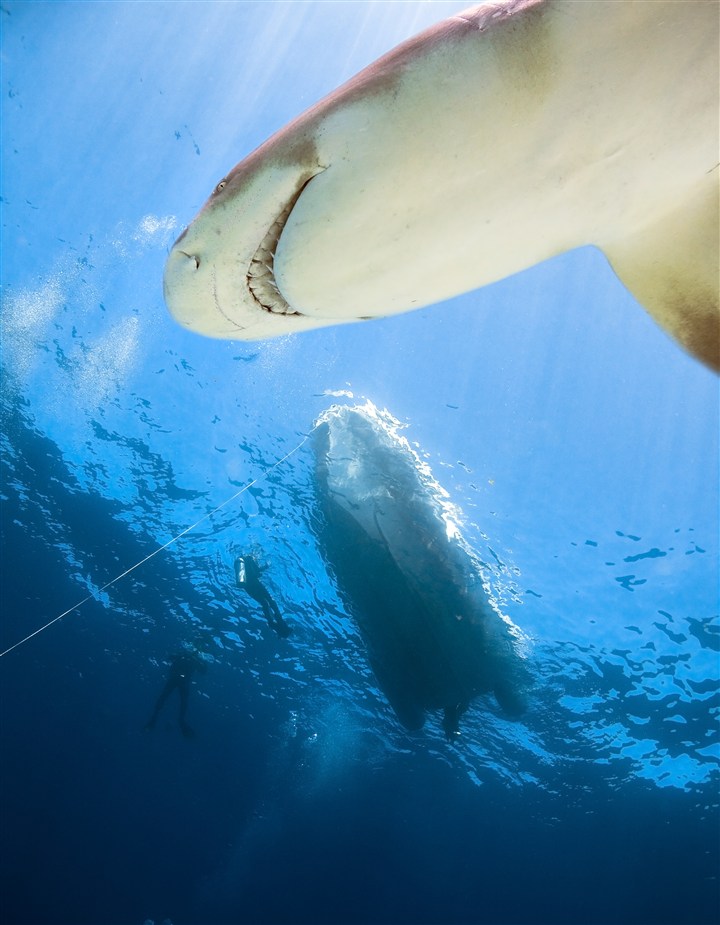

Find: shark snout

[163,245,209,331]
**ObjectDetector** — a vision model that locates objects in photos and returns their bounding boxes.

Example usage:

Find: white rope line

[0,431,313,658]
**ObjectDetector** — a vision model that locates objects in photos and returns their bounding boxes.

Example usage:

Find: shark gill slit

[246,173,319,316]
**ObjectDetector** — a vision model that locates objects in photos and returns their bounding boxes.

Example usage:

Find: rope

[0,430,314,658]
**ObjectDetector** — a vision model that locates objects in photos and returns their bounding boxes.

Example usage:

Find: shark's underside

[164,0,719,371]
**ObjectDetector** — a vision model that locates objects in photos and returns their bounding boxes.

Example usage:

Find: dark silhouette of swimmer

[235,554,291,637]
[145,649,207,738]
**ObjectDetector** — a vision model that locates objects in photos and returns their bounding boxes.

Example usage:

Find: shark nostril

[178,250,200,270]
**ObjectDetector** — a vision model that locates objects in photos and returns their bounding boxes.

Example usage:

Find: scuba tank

[235,555,260,585]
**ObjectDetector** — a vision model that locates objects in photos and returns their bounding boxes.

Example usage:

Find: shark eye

[215,179,228,194]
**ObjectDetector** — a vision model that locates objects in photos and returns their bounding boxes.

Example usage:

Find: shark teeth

[247,178,314,315]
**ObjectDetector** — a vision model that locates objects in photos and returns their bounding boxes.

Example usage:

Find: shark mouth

[246,174,319,316]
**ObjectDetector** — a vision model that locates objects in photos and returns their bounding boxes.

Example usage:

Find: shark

[164,0,719,371]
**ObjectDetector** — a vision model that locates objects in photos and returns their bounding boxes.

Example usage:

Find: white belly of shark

[312,402,529,738]
[164,0,719,371]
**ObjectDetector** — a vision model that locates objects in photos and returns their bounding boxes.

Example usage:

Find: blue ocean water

[1,3,718,925]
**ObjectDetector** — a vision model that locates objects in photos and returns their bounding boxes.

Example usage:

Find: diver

[234,553,291,637]
[144,647,207,738]
[442,699,469,741]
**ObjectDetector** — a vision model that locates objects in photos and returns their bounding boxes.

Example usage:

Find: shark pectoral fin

[602,179,720,372]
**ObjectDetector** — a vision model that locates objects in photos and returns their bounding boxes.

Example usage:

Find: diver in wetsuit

[145,649,207,738]
[442,700,469,741]
[235,554,291,637]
